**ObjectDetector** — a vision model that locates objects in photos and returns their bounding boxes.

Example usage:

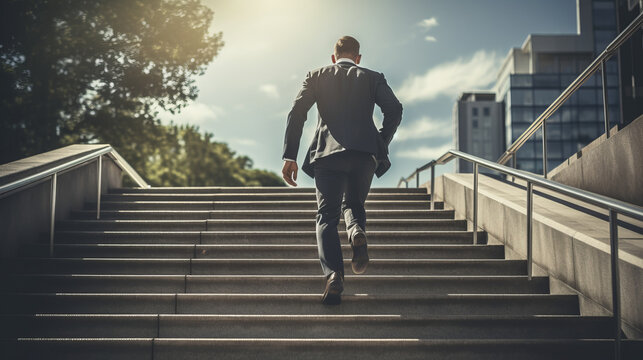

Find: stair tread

[7,185,616,355]
[2,293,573,298]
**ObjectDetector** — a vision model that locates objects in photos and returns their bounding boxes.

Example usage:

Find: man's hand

[282,160,298,187]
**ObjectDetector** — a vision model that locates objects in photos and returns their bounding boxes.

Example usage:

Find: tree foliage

[139,123,284,187]
[0,0,284,186]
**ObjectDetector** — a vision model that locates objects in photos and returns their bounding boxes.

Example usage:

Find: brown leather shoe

[321,272,344,305]
[351,232,369,275]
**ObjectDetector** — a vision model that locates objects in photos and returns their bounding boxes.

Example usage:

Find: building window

[592,1,616,29]
[594,30,617,52]
[511,89,534,106]
[511,74,533,87]
[538,54,559,73]
[472,107,478,116]
[472,119,479,128]
[483,107,490,116]
[532,74,560,88]
[512,107,534,123]
[534,89,560,106]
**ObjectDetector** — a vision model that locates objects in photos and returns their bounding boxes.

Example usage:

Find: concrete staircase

[0,187,638,359]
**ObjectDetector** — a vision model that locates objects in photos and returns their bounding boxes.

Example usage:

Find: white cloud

[159,102,224,126]
[396,143,452,160]
[259,83,280,99]
[418,17,438,42]
[418,17,438,30]
[396,50,501,104]
[395,116,451,141]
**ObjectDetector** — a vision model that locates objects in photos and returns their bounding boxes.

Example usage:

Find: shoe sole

[351,233,369,275]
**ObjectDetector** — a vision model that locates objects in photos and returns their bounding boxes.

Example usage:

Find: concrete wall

[430,173,643,338]
[0,146,123,257]
[549,115,643,206]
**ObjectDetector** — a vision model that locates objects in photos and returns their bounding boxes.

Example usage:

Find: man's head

[332,35,361,64]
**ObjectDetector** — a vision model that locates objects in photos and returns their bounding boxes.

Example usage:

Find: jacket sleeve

[374,72,403,146]
[282,71,316,161]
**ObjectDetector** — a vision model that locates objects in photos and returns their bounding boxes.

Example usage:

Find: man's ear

[355,54,361,64]
[331,54,336,64]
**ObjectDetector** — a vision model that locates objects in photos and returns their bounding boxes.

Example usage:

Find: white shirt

[284,57,377,167]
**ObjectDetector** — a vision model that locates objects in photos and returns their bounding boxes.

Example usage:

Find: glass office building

[493,0,621,174]
[498,69,620,174]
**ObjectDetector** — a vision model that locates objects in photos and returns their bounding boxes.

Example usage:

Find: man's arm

[374,73,403,146]
[282,71,316,186]
[282,71,316,161]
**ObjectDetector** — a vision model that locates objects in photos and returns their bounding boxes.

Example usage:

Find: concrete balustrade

[430,172,643,338]
[0,145,123,257]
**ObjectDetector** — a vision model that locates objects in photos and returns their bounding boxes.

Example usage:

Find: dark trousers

[313,149,377,278]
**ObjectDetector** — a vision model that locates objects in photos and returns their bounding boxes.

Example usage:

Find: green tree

[0,0,283,186]
[141,124,284,187]
[1,0,222,160]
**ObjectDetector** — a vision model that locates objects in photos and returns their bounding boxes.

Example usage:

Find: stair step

[108,187,428,194]
[1,258,526,275]
[0,294,580,315]
[57,219,468,231]
[92,200,444,211]
[71,209,455,220]
[53,230,484,245]
[4,338,641,360]
[101,193,431,202]
[1,275,548,294]
[0,314,613,339]
[22,244,504,259]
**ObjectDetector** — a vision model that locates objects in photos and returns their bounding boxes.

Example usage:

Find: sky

[160,0,578,187]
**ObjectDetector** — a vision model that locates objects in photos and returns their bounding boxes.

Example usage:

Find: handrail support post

[526,182,533,280]
[49,173,57,257]
[473,163,479,245]
[609,209,621,359]
[430,164,435,210]
[97,155,102,220]
[601,60,611,139]
[415,169,420,188]
[511,153,516,183]
[542,122,548,178]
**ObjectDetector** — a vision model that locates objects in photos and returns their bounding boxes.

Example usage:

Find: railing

[496,11,643,176]
[399,149,642,360]
[0,145,149,257]
[398,13,643,359]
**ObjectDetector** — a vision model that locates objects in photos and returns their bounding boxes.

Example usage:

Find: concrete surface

[0,144,112,186]
[548,115,643,206]
[429,173,643,338]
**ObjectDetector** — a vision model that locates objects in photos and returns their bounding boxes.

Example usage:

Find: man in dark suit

[281,36,403,305]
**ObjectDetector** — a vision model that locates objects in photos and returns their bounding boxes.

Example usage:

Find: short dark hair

[334,36,360,57]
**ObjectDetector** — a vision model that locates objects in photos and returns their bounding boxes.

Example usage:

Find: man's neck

[336,57,355,65]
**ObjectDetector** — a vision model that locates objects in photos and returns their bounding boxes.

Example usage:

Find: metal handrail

[0,146,147,195]
[496,11,643,169]
[434,150,642,220]
[0,145,149,256]
[400,148,642,360]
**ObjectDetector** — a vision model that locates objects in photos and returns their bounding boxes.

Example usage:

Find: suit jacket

[282,60,403,178]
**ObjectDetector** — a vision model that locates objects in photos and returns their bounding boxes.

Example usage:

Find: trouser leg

[314,160,347,278]
[342,152,377,242]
